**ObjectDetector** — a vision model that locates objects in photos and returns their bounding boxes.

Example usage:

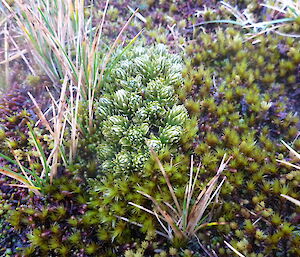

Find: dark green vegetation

[0,86,35,154]
[182,28,300,256]
[1,0,300,257]
[7,175,130,257]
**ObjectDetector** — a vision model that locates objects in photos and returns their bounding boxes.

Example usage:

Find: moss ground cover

[0,0,299,256]
[182,27,299,256]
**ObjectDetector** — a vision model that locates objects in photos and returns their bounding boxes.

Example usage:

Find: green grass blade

[28,123,51,181]
[38,7,56,37]
[192,19,245,27]
[182,190,188,229]
[44,33,78,82]
[245,17,295,28]
[59,145,68,167]
[287,6,299,17]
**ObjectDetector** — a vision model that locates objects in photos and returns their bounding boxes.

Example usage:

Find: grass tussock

[1,0,143,192]
[129,150,232,242]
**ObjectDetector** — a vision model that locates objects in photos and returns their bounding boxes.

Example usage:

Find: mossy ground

[182,28,299,256]
[0,1,299,256]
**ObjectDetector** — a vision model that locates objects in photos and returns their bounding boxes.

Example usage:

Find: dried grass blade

[88,8,141,129]
[0,167,30,185]
[186,155,194,208]
[89,0,109,60]
[4,22,9,87]
[151,149,182,215]
[163,201,180,219]
[0,167,41,196]
[195,236,216,257]
[137,190,185,239]
[129,201,157,217]
[204,176,226,210]
[224,241,246,257]
[104,28,144,79]
[274,30,300,38]
[86,0,109,129]
[260,4,287,14]
[191,163,201,199]
[281,194,300,206]
[188,155,231,234]
[11,150,35,188]
[187,174,220,233]
[22,8,76,82]
[153,210,173,239]
[6,33,34,74]
[182,156,195,228]
[277,159,300,170]
[50,76,68,181]
[244,24,283,42]
[28,92,54,136]
[221,1,247,22]
[70,68,82,162]
[281,140,300,159]
[0,152,41,185]
[4,183,40,190]
[127,6,146,23]
[0,15,10,27]
[0,49,27,64]
[98,8,139,82]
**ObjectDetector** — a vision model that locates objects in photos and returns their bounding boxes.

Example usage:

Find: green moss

[181,16,299,255]
[6,176,129,256]
[26,75,41,87]
[2,1,300,256]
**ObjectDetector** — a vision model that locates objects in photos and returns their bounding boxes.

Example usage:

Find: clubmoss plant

[78,44,191,178]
